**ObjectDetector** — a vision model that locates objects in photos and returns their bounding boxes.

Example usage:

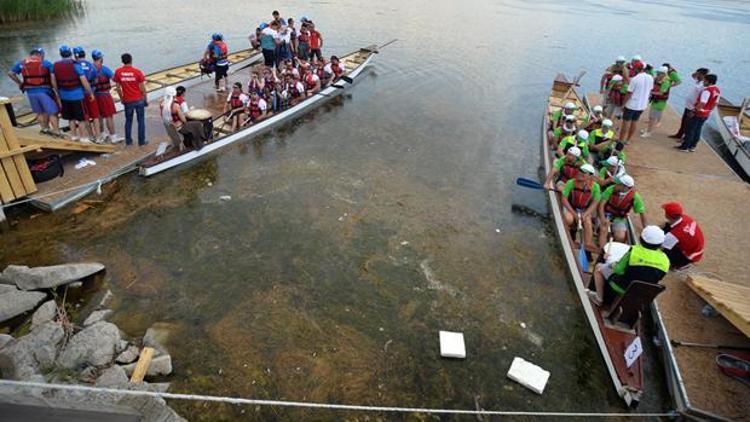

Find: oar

[671,339,750,352]
[577,211,590,270]
[378,38,399,50]
[515,177,558,192]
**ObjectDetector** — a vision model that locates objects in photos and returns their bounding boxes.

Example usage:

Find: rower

[560,163,600,251]
[283,73,305,106]
[74,46,101,142]
[242,90,269,125]
[224,82,249,131]
[589,225,670,307]
[205,33,229,92]
[91,49,121,143]
[550,102,577,131]
[53,45,95,142]
[549,114,577,148]
[585,105,604,131]
[597,175,646,248]
[544,146,583,191]
[303,64,321,95]
[597,156,625,188]
[7,47,61,137]
[323,55,344,84]
[660,202,705,270]
[557,129,590,159]
[588,119,615,162]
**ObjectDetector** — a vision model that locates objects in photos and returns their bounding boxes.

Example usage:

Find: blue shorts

[27,91,58,115]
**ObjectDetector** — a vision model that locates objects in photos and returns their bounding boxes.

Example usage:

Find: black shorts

[622,107,643,122]
[664,247,691,269]
[262,49,276,67]
[61,99,85,121]
[215,64,228,81]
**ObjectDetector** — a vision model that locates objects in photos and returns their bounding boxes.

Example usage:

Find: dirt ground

[589,93,750,420]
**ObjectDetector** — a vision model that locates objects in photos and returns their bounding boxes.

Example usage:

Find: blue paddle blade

[579,245,590,271]
[515,177,544,190]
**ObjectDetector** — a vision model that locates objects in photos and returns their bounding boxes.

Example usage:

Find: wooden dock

[687,275,750,338]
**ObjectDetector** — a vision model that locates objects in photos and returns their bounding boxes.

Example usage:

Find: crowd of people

[543,54,714,309]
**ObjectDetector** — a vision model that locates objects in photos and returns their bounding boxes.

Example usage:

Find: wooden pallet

[15,127,115,153]
[687,275,750,337]
[0,98,36,204]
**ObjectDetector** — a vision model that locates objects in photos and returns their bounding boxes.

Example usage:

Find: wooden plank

[0,117,27,200]
[0,145,41,159]
[0,109,36,195]
[15,128,115,153]
[0,164,15,203]
[129,347,155,383]
[687,275,750,338]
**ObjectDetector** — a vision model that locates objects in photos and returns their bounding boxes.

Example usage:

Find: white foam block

[506,357,550,394]
[439,331,466,359]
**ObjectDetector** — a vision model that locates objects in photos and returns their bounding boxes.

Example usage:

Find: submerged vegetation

[0,0,83,24]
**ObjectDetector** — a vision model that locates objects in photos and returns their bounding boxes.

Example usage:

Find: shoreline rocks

[2,263,105,291]
[0,289,47,323]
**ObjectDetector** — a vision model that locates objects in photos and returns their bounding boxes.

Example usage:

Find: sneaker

[674,145,687,151]
[688,148,696,152]
[79,137,93,144]
[640,132,651,138]
[111,135,124,144]
[70,135,79,142]
[586,290,603,306]
[39,128,52,136]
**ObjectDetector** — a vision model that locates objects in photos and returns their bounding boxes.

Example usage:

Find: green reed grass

[0,0,83,24]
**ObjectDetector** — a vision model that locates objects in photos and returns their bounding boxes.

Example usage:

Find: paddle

[577,211,589,270]
[671,340,750,352]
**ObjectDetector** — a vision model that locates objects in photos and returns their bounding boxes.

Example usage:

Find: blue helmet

[211,33,221,41]
[59,44,72,57]
[73,46,85,58]
[91,49,103,60]
[259,22,268,30]
[31,47,45,56]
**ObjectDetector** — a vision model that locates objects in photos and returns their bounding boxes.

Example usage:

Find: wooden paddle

[671,339,750,352]
[737,98,749,128]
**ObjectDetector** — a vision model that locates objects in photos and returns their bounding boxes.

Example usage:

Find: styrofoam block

[439,331,466,359]
[506,357,550,394]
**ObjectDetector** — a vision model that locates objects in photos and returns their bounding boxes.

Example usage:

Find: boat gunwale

[714,98,750,166]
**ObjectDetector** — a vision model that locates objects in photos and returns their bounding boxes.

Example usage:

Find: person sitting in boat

[561,163,600,251]
[174,86,189,114]
[544,146,584,191]
[660,202,704,270]
[224,82,249,131]
[557,129,590,159]
[597,175,647,249]
[248,70,264,95]
[549,114,577,149]
[283,73,306,106]
[597,156,625,188]
[303,64,321,96]
[584,105,605,131]
[242,90,269,125]
[589,225,669,308]
[323,55,345,84]
[588,119,615,162]
[550,102,577,131]
[160,86,207,151]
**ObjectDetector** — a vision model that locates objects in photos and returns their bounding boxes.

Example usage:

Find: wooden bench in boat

[606,281,666,331]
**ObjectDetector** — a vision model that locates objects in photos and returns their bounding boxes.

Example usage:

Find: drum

[604,242,630,264]
[186,109,214,143]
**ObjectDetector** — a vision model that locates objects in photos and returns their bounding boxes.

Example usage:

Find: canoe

[714,97,750,178]
[542,74,644,407]
[13,48,262,127]
[139,45,377,177]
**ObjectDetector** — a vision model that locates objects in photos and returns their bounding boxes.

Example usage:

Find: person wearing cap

[669,68,709,140]
[604,74,627,124]
[557,129,590,159]
[588,119,615,161]
[548,114,577,148]
[640,66,672,139]
[550,102,577,131]
[662,63,681,88]
[597,155,625,186]
[677,74,720,152]
[600,56,628,94]
[589,225,670,307]
[205,33,229,92]
[544,145,585,191]
[660,202,704,269]
[619,60,654,143]
[8,47,61,137]
[113,53,147,146]
[627,55,645,78]
[224,82,249,131]
[584,105,605,131]
[52,45,94,142]
[90,50,120,143]
[74,47,102,143]
[561,163,601,251]
[597,174,646,248]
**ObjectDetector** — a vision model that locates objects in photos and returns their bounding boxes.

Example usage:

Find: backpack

[27,154,64,183]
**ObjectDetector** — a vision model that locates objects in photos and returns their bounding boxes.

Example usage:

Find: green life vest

[628,245,670,273]
[610,245,670,295]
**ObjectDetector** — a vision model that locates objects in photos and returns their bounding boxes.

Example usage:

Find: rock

[68,281,84,288]
[130,382,171,393]
[143,322,175,355]
[0,284,17,293]
[31,300,58,330]
[0,290,47,323]
[83,309,112,327]
[121,354,173,378]
[96,365,129,388]
[0,333,14,349]
[116,345,140,364]
[57,322,121,369]
[0,321,64,379]
[117,395,186,422]
[80,366,98,383]
[116,339,128,354]
[4,263,104,291]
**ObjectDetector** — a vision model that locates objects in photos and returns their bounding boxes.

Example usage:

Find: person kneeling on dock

[660,202,704,270]
[160,86,208,151]
[544,146,584,191]
[224,82,249,131]
[597,175,646,249]
[589,225,670,307]
[561,163,600,251]
[7,47,62,137]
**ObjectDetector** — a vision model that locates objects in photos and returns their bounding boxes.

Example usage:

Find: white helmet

[580,163,596,174]
[632,55,642,61]
[616,55,626,63]
[602,119,613,127]
[577,129,589,140]
[658,66,669,74]
[593,105,603,113]
[606,156,620,167]
[567,146,581,157]
[620,174,635,188]
[641,225,665,245]
[564,102,576,110]
[611,74,623,82]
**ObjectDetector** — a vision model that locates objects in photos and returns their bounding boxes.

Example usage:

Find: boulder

[0,333,14,350]
[121,354,173,378]
[116,345,140,364]
[0,290,47,323]
[130,382,171,393]
[96,365,129,388]
[117,394,186,422]
[143,322,175,355]
[57,322,121,369]
[0,284,17,293]
[0,321,64,380]
[4,263,104,291]
[31,300,58,330]
[83,309,112,327]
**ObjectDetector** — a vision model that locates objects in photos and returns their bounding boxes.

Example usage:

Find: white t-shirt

[226,92,249,106]
[279,27,292,44]
[624,72,654,111]
[179,101,189,114]
[283,81,305,97]
[323,63,343,76]
[685,80,704,110]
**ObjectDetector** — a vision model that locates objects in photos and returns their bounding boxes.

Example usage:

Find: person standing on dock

[91,50,121,143]
[660,202,704,270]
[52,45,95,142]
[676,74,720,152]
[7,47,61,137]
[74,47,101,143]
[113,53,147,147]
[260,22,281,68]
[206,34,229,92]
[668,68,709,140]
[640,66,671,138]
[619,61,653,143]
[309,22,324,62]
[297,21,311,60]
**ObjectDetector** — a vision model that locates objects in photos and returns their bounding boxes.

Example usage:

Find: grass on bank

[0,0,83,24]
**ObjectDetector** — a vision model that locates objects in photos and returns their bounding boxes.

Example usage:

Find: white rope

[0,379,676,418]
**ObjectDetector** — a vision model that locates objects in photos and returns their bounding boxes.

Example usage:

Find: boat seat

[605,281,665,330]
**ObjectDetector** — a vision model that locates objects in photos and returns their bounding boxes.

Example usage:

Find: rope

[0,379,676,418]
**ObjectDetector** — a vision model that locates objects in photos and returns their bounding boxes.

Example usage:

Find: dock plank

[16,128,116,153]
[687,275,750,337]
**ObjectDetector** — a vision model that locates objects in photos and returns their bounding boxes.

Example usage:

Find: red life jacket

[247,98,262,118]
[560,161,579,183]
[608,83,625,106]
[287,82,302,98]
[650,78,670,102]
[316,66,326,80]
[21,56,51,89]
[228,92,244,109]
[249,78,262,94]
[264,76,276,91]
[570,180,594,209]
[667,215,704,262]
[54,59,81,90]
[93,64,112,94]
[604,189,635,218]
[174,96,186,110]
[170,103,181,123]
[330,63,344,76]
[694,85,720,119]
[304,73,318,90]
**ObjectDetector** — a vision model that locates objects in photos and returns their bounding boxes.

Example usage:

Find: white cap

[620,174,635,187]
[593,105,603,113]
[602,118,613,127]
[577,129,589,140]
[606,156,620,167]
[641,225,665,245]
[563,125,576,133]
[658,66,669,74]
[616,55,626,62]
[564,114,576,121]
[564,102,576,110]
[632,55,642,61]
[567,146,581,157]
[580,163,596,174]
[611,74,623,82]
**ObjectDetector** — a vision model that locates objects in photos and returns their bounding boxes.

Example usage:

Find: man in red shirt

[309,22,323,61]
[113,53,147,146]
[660,202,705,270]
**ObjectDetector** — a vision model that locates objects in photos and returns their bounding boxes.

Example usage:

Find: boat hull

[714,99,750,178]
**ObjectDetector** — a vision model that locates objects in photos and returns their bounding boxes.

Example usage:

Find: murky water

[3,0,750,419]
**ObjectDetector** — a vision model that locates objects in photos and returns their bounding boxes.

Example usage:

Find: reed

[0,0,83,24]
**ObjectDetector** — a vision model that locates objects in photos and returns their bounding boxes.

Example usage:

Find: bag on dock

[199,58,216,75]
[27,154,64,183]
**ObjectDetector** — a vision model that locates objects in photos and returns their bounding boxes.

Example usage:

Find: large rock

[0,334,14,350]
[116,345,140,364]
[83,309,112,327]
[96,365,129,388]
[121,354,173,378]
[3,263,105,291]
[0,290,47,323]
[143,322,175,355]
[117,394,186,422]
[0,321,64,380]
[0,284,17,293]
[57,322,121,369]
[31,300,58,330]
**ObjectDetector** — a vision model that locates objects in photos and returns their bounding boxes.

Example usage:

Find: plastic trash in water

[439,331,466,359]
[507,357,550,394]
[219,195,232,201]
[701,304,719,317]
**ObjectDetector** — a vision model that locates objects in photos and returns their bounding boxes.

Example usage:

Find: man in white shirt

[619,62,653,143]
[669,68,709,140]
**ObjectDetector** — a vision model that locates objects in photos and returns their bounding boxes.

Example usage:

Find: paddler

[597,175,646,249]
[584,105,605,131]
[303,63,321,95]
[74,46,101,143]
[205,33,229,92]
[160,86,208,151]
[90,50,121,143]
[589,225,670,307]
[7,47,62,137]
[242,90,269,125]
[323,55,345,84]
[597,156,625,188]
[549,114,577,148]
[544,146,584,191]
[561,163,600,251]
[557,129,590,159]
[640,66,671,138]
[660,202,705,270]
[283,73,306,106]
[174,86,189,114]
[224,82,249,131]
[550,102,577,131]
[53,45,95,142]
[588,119,615,162]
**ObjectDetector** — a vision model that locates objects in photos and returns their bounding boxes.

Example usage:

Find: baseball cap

[641,225,665,245]
[662,202,684,218]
